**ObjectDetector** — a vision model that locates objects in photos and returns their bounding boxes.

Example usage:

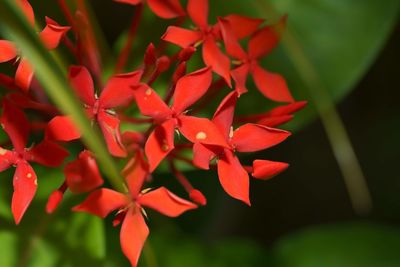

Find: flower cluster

[0,0,305,266]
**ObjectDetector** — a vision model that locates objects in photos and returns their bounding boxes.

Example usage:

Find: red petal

[266,101,307,117]
[187,0,208,29]
[189,189,207,206]
[72,188,128,218]
[231,64,250,96]
[125,151,149,199]
[147,0,185,19]
[12,161,37,224]
[46,190,64,214]
[114,0,142,5]
[252,63,294,103]
[1,99,30,153]
[224,14,264,39]
[144,120,175,172]
[27,140,69,167]
[139,187,197,217]
[178,115,229,148]
[161,26,201,48]
[16,0,35,26]
[249,16,287,59]
[0,40,17,63]
[212,91,237,139]
[0,147,15,172]
[100,70,142,108]
[40,17,70,50]
[252,159,289,180]
[64,150,104,194]
[98,111,127,158]
[231,124,290,152]
[192,143,216,170]
[68,66,96,106]
[218,18,247,60]
[217,150,250,205]
[45,115,81,141]
[15,58,34,92]
[120,207,149,267]
[133,84,172,121]
[257,115,294,127]
[202,37,231,87]
[172,67,212,114]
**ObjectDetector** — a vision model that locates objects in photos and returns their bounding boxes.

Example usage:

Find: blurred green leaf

[273,223,400,267]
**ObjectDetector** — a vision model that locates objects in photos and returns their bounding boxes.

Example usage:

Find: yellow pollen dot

[27,173,32,178]
[145,88,152,96]
[0,148,6,155]
[229,127,234,139]
[196,131,207,140]
[161,143,169,151]
[34,179,38,186]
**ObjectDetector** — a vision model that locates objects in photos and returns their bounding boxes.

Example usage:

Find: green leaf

[273,223,400,267]
[0,0,125,192]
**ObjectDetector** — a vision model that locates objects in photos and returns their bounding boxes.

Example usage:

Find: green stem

[0,0,125,192]
[254,0,372,215]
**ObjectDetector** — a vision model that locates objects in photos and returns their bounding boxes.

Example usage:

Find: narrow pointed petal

[125,150,149,199]
[212,91,237,139]
[1,99,30,153]
[12,161,37,224]
[161,26,201,48]
[231,64,250,96]
[68,66,96,106]
[100,70,143,108]
[27,141,69,167]
[98,111,127,158]
[178,115,229,148]
[218,18,247,60]
[224,15,264,39]
[252,159,289,180]
[257,115,294,127]
[65,150,104,194]
[252,64,294,103]
[249,16,287,59]
[133,84,172,121]
[45,115,81,141]
[72,188,128,218]
[15,58,34,92]
[202,37,231,87]
[139,187,197,217]
[40,17,70,50]
[266,101,307,117]
[217,151,250,205]
[16,0,35,26]
[0,40,17,63]
[145,120,175,172]
[114,0,142,5]
[189,189,207,206]
[147,0,185,19]
[46,190,64,214]
[120,207,149,267]
[231,124,290,152]
[187,0,208,29]
[192,143,216,170]
[172,67,212,114]
[0,147,15,172]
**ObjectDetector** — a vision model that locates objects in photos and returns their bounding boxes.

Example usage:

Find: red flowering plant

[0,0,305,266]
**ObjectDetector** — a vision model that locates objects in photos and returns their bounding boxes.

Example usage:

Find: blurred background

[0,0,399,266]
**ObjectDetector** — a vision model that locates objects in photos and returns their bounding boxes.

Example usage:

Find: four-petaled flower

[0,100,69,224]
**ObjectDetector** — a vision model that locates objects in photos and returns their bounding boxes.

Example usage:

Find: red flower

[46,66,143,157]
[0,1,70,92]
[133,67,229,172]
[73,151,196,267]
[219,16,294,102]
[114,0,185,19]
[0,100,69,224]
[193,92,290,204]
